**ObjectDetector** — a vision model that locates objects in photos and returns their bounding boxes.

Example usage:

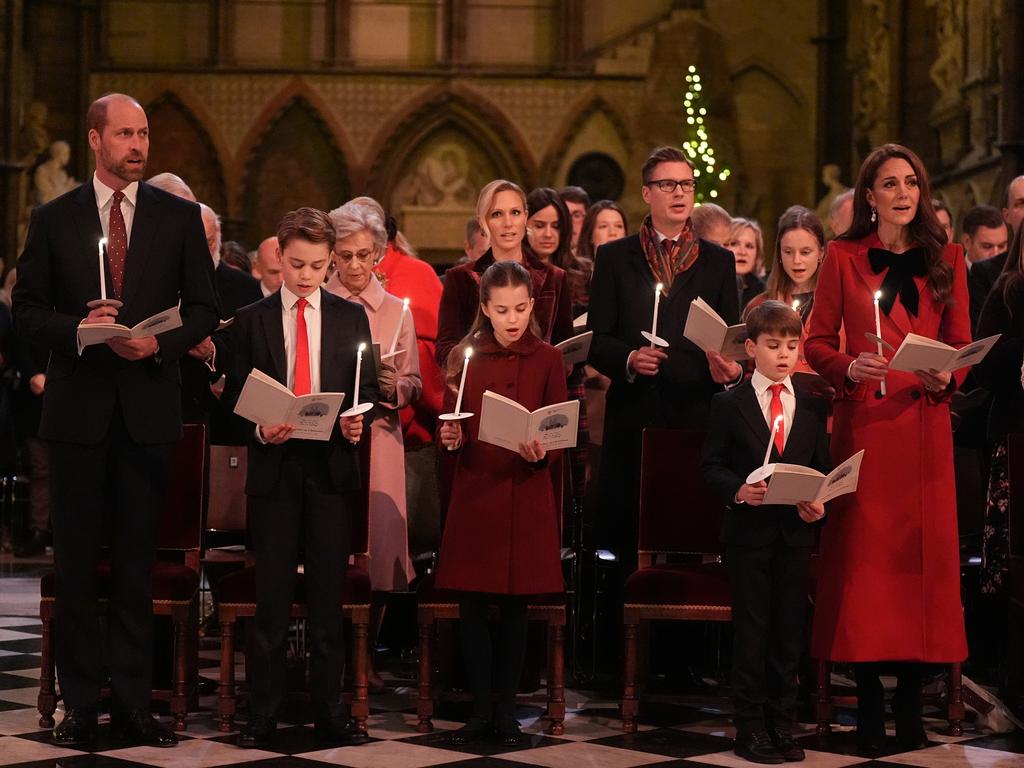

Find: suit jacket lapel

[121,181,160,306]
[71,183,107,298]
[260,293,287,384]
[737,384,772,453]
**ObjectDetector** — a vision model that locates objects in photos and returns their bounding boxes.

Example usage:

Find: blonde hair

[476,179,527,231]
[727,217,765,274]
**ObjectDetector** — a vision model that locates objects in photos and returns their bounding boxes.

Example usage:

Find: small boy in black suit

[702,300,831,764]
[222,208,379,749]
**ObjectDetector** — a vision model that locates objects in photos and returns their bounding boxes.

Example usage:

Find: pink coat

[327,274,421,591]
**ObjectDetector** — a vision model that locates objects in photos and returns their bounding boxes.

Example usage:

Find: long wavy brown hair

[842,143,953,304]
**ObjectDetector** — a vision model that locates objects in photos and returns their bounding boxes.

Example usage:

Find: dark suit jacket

[588,234,740,430]
[12,180,219,444]
[221,288,380,497]
[968,250,1007,333]
[975,278,1024,442]
[701,379,831,548]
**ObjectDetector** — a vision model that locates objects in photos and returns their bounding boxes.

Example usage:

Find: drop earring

[870,207,877,223]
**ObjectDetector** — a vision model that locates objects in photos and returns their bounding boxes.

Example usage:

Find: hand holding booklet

[478,390,580,452]
[683,298,748,360]
[555,331,592,366]
[887,332,1000,374]
[745,449,865,506]
[233,368,346,441]
[77,306,182,349]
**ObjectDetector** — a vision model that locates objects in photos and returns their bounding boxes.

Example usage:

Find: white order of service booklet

[555,331,593,366]
[78,307,182,349]
[683,297,748,360]
[887,332,1000,374]
[233,368,346,441]
[747,449,865,506]
[478,390,580,452]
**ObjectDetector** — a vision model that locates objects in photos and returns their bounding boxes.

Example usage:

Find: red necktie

[769,383,785,456]
[107,190,128,297]
[293,297,311,396]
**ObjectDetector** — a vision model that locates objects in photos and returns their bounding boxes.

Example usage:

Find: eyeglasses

[335,248,376,264]
[645,178,696,193]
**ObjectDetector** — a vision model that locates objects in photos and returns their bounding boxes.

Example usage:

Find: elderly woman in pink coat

[327,201,422,687]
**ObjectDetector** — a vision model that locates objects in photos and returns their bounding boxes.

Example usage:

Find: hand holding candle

[873,290,887,397]
[640,282,669,348]
[439,346,474,421]
[387,297,410,356]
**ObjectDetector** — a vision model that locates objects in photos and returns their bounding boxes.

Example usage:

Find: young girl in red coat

[436,260,566,746]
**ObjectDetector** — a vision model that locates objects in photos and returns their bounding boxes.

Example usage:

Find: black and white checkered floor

[0,617,1021,768]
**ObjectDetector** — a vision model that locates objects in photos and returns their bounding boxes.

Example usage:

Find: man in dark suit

[221,208,378,749]
[702,301,830,764]
[588,145,743,570]
[963,204,1010,333]
[12,93,218,748]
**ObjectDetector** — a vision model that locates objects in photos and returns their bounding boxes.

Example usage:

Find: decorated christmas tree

[682,65,730,205]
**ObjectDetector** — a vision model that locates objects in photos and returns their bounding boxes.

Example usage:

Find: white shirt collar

[751,368,793,397]
[92,173,138,208]
[654,227,681,243]
[280,284,322,312]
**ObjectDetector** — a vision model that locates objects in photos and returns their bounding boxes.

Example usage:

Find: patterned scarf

[639,214,700,293]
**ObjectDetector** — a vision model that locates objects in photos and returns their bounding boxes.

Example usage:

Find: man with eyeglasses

[588,143,742,578]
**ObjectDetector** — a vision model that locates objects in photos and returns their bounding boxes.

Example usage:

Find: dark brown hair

[277,207,336,253]
[572,201,628,310]
[962,204,1005,237]
[446,261,539,387]
[526,187,573,270]
[641,146,693,185]
[763,206,826,301]
[559,185,591,207]
[745,299,803,341]
[842,143,952,303]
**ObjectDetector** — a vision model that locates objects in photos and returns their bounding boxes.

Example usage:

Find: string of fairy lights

[683,65,730,205]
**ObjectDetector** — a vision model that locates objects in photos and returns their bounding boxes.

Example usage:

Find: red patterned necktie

[769,383,785,456]
[107,190,128,297]
[293,297,311,396]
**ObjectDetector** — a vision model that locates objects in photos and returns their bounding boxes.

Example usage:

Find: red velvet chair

[416,459,566,735]
[621,428,731,732]
[214,438,372,732]
[37,424,207,731]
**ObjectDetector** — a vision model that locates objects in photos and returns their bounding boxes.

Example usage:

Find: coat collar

[848,232,921,338]
[472,328,542,356]
[326,273,385,311]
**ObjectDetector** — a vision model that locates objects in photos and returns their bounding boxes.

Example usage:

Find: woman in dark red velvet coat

[805,144,970,755]
[435,261,566,747]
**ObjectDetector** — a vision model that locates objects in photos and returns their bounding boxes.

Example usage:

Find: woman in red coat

[805,144,970,755]
[436,261,566,746]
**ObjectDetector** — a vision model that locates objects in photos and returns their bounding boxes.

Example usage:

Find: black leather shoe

[52,709,97,747]
[314,715,371,746]
[855,725,887,757]
[449,718,491,745]
[237,715,276,749]
[767,729,805,762]
[111,710,177,748]
[734,731,785,764]
[894,718,928,751]
[494,717,523,746]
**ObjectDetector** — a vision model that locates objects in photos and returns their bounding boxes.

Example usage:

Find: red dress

[373,243,444,449]
[805,233,970,662]
[434,331,566,595]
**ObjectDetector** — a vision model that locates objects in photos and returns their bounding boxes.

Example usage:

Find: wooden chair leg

[351,612,369,732]
[815,658,832,738]
[545,622,565,736]
[947,662,964,737]
[37,610,56,729]
[621,622,639,733]
[172,609,189,731]
[416,616,434,733]
[217,615,236,732]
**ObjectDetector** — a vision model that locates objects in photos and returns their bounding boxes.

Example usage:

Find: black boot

[893,665,928,750]
[854,664,886,756]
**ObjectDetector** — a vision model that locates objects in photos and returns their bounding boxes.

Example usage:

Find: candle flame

[465,346,474,359]
[772,414,783,432]
[874,290,882,301]
[99,237,107,250]
[792,299,800,311]
[358,342,366,352]
[655,282,664,293]
[403,297,410,308]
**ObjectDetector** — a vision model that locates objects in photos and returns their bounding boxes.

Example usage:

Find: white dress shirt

[750,369,796,448]
[280,284,322,394]
[93,174,137,243]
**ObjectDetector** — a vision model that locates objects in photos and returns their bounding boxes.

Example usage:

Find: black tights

[458,594,529,723]
[854,662,925,730]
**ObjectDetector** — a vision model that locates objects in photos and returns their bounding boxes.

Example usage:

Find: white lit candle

[98,237,108,301]
[792,299,800,312]
[353,342,366,408]
[763,414,783,467]
[388,297,410,356]
[454,347,473,416]
[650,282,664,346]
[873,290,886,396]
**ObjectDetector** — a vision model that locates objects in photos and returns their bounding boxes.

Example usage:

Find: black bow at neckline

[867,246,928,317]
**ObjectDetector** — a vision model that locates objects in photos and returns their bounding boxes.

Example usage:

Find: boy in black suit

[222,208,378,749]
[702,301,830,764]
